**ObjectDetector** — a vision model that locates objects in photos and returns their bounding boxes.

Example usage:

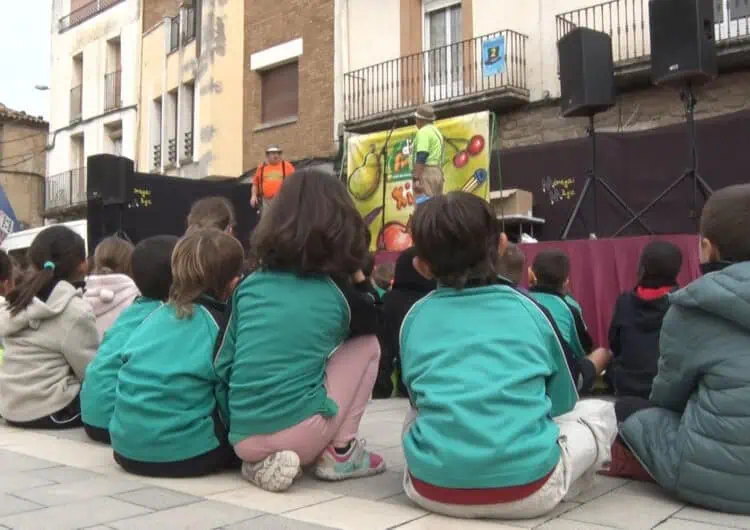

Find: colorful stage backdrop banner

[347,111,491,252]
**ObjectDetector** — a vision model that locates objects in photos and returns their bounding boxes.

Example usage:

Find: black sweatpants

[114,443,240,478]
[5,396,82,430]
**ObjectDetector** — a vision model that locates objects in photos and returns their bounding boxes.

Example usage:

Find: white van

[1,220,88,262]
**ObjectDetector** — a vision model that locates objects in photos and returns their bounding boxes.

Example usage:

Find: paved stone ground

[0,398,747,529]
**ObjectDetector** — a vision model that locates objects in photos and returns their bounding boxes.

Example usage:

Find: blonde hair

[186,196,236,234]
[93,236,134,276]
[169,228,245,318]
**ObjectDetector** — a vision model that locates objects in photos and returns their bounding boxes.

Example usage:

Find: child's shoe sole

[242,451,301,492]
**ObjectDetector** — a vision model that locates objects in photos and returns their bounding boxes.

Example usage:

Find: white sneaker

[241,451,301,492]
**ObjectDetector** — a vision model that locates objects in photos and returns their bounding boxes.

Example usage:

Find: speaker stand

[561,116,653,239]
[614,83,712,236]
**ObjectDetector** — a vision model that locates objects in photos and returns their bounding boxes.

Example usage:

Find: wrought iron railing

[344,29,528,122]
[153,144,162,170]
[104,70,122,111]
[167,137,177,165]
[183,130,193,160]
[70,85,83,123]
[45,167,87,211]
[183,6,196,44]
[59,0,125,32]
[556,0,750,66]
[169,16,180,53]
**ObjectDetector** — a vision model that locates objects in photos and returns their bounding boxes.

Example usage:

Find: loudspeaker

[87,154,132,206]
[649,0,717,86]
[558,27,616,118]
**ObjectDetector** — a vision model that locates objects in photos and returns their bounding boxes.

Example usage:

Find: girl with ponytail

[0,225,99,429]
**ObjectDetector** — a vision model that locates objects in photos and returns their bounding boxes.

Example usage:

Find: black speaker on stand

[86,155,134,253]
[615,0,716,235]
[557,27,652,239]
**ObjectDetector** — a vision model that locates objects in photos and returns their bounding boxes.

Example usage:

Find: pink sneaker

[313,439,386,481]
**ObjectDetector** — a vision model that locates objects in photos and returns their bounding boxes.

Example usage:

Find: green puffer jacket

[620,262,750,514]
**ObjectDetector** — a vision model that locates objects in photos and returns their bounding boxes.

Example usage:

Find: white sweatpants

[402,399,617,519]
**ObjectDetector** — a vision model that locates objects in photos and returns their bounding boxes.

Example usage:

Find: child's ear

[700,237,720,263]
[528,267,537,286]
[564,277,571,292]
[412,256,434,280]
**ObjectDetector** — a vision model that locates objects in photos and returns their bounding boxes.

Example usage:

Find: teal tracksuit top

[400,283,578,489]
[530,289,591,359]
[216,270,351,444]
[81,298,163,430]
[110,298,228,463]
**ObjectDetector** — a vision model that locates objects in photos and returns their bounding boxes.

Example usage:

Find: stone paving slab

[0,398,747,529]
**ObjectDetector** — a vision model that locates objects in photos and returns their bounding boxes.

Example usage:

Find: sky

[0,1,51,120]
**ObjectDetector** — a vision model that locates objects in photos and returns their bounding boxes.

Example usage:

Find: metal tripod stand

[614,83,712,236]
[561,115,653,239]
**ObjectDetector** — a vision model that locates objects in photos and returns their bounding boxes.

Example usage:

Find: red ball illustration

[467,135,485,156]
[379,222,413,252]
[453,151,470,169]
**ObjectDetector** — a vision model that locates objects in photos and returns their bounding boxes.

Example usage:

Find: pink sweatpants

[233,335,381,466]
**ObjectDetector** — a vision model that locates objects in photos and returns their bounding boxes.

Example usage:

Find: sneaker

[241,451,301,492]
[313,439,386,481]
[598,439,654,482]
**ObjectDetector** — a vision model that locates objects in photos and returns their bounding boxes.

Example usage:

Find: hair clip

[43,261,56,271]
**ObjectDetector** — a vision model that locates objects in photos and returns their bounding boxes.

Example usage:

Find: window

[152,97,163,170]
[166,89,179,165]
[424,1,462,92]
[169,15,180,53]
[105,38,122,111]
[730,0,750,19]
[715,0,725,23]
[181,82,195,162]
[70,54,84,123]
[260,61,299,124]
[183,5,196,43]
[105,122,123,156]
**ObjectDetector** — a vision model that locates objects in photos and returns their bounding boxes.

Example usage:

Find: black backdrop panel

[88,171,256,254]
[499,108,750,240]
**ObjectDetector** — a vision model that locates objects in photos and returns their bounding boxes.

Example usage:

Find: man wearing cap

[250,145,295,213]
[412,105,445,205]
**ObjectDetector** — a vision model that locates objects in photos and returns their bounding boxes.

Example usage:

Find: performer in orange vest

[250,145,295,215]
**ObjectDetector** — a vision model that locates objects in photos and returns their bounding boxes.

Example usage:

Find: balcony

[153,144,162,170]
[59,0,125,32]
[45,168,87,214]
[344,29,529,132]
[556,0,750,85]
[183,130,194,162]
[104,70,122,111]
[70,85,82,123]
[167,137,177,166]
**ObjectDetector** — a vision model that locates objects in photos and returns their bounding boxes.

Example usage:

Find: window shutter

[261,62,299,123]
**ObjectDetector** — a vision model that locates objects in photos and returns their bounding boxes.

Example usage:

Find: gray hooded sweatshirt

[0,281,99,422]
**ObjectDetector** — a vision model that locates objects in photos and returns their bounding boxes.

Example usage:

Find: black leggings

[5,396,82,430]
[114,443,240,478]
[84,424,111,444]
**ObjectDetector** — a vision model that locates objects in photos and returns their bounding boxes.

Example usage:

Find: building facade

[0,105,47,229]
[340,0,750,147]
[47,0,141,219]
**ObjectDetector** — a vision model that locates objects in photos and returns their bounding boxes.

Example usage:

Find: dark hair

[186,196,236,234]
[499,243,526,286]
[411,191,500,289]
[700,184,750,263]
[6,225,86,315]
[362,253,376,277]
[0,249,12,283]
[169,228,245,318]
[93,236,134,276]
[132,235,179,301]
[637,241,683,288]
[531,249,570,292]
[251,168,367,281]
[373,262,395,290]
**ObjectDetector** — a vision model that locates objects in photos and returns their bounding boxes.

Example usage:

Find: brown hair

[700,184,750,263]
[531,250,570,292]
[250,168,368,281]
[6,225,86,315]
[169,228,244,318]
[92,236,134,276]
[498,243,525,286]
[186,196,237,234]
[411,191,501,289]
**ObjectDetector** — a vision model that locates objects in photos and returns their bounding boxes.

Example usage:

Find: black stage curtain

[87,172,256,254]
[498,108,750,240]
